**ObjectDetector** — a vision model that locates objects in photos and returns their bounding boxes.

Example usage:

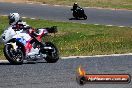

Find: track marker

[106,25,113,27]
[119,26,125,28]
[31,18,35,19]
[22,17,27,19]
[94,24,99,25]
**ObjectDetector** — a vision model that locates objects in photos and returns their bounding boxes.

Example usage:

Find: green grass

[28,0,132,10]
[1,16,132,60]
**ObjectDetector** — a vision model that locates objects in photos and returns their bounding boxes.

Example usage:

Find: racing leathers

[11,20,48,41]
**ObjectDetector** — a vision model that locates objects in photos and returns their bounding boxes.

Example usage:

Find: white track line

[0,60,9,63]
[2,15,8,16]
[31,18,36,20]
[28,3,33,4]
[94,24,100,26]
[118,26,125,28]
[54,5,61,7]
[81,23,86,24]
[106,25,113,27]
[61,53,132,59]
[22,17,27,18]
[41,3,50,6]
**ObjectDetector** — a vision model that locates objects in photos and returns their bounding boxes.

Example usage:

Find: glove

[46,26,58,33]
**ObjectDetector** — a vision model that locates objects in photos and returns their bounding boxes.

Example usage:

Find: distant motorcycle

[71,7,87,20]
[1,26,59,64]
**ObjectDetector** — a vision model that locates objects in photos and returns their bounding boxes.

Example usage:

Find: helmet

[74,3,78,6]
[8,13,20,25]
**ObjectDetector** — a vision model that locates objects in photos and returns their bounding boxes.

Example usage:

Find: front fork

[7,42,18,51]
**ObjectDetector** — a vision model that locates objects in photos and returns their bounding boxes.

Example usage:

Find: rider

[72,3,81,12]
[7,13,57,57]
[8,13,48,39]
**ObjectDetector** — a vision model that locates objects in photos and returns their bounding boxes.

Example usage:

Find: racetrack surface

[0,2,132,26]
[0,55,131,88]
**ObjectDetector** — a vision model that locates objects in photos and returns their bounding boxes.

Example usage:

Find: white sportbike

[1,26,59,64]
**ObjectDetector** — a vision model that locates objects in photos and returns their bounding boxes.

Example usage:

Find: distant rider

[71,3,81,12]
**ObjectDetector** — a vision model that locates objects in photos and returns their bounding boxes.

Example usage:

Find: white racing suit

[11,21,48,38]
[10,21,48,56]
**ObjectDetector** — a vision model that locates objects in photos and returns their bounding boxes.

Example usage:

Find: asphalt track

[0,55,132,88]
[0,2,132,88]
[0,2,132,26]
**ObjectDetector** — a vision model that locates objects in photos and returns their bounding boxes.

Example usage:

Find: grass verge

[28,0,132,10]
[0,16,132,60]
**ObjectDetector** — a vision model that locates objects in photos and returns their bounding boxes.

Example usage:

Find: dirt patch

[0,0,31,3]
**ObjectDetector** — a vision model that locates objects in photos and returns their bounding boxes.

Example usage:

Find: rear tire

[42,42,59,63]
[83,14,87,20]
[3,43,24,65]
[73,12,79,20]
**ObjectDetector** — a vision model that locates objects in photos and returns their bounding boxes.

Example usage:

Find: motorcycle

[1,26,59,64]
[71,7,87,20]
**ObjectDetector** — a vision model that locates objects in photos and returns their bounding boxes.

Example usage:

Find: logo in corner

[76,66,131,85]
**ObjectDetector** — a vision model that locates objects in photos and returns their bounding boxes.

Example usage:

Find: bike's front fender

[5,38,26,57]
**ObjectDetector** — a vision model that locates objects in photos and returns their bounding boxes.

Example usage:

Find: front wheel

[3,43,24,64]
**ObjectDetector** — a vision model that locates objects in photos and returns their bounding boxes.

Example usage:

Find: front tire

[3,43,24,65]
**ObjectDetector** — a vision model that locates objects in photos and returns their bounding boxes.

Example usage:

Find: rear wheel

[83,14,87,20]
[73,12,79,19]
[3,43,24,65]
[41,42,59,63]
